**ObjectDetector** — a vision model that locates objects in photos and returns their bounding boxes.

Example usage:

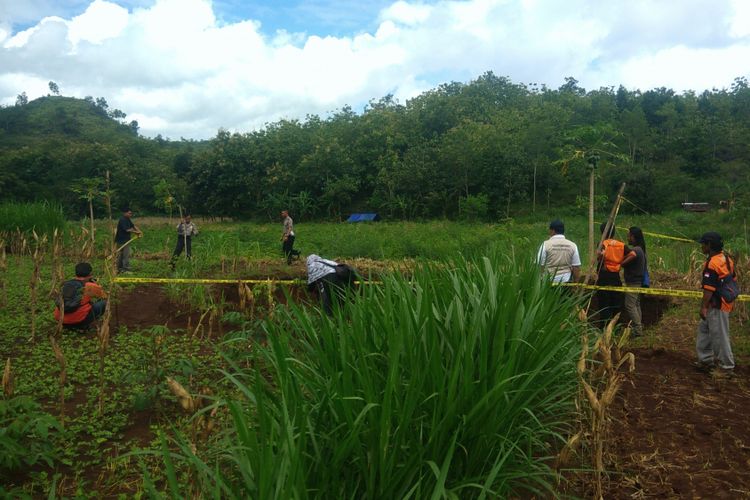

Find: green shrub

[0,396,61,473]
[0,201,66,237]
[459,194,489,221]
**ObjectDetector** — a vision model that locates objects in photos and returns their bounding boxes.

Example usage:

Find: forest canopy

[1,73,749,220]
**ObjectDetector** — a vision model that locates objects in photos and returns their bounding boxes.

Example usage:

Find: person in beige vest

[537,219,581,283]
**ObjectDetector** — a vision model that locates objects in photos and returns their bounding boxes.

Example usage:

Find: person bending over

[306,254,357,315]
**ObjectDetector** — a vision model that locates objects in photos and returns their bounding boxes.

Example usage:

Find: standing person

[53,262,107,330]
[281,210,301,265]
[595,222,624,326]
[171,214,198,269]
[306,254,357,315]
[621,226,648,338]
[694,232,735,375]
[537,219,581,283]
[115,208,142,273]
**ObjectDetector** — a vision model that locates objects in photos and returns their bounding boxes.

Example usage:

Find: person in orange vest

[53,262,107,330]
[694,232,735,376]
[595,222,624,327]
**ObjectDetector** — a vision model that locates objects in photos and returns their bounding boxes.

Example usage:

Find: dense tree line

[2,73,749,220]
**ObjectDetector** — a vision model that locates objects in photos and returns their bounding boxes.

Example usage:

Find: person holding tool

[170,213,198,269]
[115,207,143,273]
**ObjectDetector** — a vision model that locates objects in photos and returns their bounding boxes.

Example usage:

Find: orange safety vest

[601,239,624,272]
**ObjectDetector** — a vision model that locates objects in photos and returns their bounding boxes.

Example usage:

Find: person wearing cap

[537,219,581,283]
[53,262,107,329]
[694,231,735,374]
[115,208,143,273]
[281,210,301,265]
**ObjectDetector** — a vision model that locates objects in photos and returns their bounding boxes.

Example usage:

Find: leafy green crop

[0,396,61,473]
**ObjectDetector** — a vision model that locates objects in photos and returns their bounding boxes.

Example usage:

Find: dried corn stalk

[2,358,13,397]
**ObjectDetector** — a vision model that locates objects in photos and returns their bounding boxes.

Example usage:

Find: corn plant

[2,358,12,398]
[570,315,634,498]
[158,253,586,498]
[28,231,47,341]
[0,239,6,308]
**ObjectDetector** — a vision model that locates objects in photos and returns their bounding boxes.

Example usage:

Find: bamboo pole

[583,182,626,316]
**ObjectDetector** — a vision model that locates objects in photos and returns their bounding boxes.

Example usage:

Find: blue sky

[1,0,749,139]
[5,0,399,38]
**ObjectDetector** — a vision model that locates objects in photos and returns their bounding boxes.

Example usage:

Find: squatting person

[53,262,107,330]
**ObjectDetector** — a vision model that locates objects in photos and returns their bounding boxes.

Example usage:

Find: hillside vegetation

[1,73,749,220]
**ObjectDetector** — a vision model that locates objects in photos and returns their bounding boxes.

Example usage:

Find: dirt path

[606,307,750,498]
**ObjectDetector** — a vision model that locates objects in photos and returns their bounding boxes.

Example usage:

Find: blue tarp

[346,213,380,222]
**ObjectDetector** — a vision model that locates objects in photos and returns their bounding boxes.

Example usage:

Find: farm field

[1,212,748,498]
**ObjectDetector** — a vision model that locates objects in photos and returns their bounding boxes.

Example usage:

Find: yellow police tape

[596,222,695,243]
[114,276,748,301]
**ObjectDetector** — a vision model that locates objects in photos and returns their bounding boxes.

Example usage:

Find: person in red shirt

[694,232,735,375]
[53,262,108,330]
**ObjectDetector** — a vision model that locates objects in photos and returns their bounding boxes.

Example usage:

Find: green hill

[0,96,200,216]
[0,96,137,147]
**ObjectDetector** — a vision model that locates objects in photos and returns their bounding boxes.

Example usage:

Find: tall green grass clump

[0,201,66,237]
[161,253,585,498]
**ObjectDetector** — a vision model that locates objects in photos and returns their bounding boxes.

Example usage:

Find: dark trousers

[64,300,107,330]
[173,235,192,259]
[282,235,300,264]
[313,274,345,315]
[596,270,622,327]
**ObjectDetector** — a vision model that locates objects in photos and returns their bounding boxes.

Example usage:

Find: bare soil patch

[605,306,750,498]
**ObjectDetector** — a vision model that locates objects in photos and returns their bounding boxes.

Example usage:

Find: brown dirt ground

[602,275,750,498]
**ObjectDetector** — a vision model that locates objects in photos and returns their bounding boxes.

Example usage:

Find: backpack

[642,268,650,288]
[56,280,84,313]
[716,254,740,303]
[601,240,624,272]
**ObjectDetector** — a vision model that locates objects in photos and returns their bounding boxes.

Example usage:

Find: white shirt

[306,254,338,284]
[537,234,581,283]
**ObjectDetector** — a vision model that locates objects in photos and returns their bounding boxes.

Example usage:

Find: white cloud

[729,0,750,38]
[381,1,431,26]
[0,0,749,139]
[68,0,129,46]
